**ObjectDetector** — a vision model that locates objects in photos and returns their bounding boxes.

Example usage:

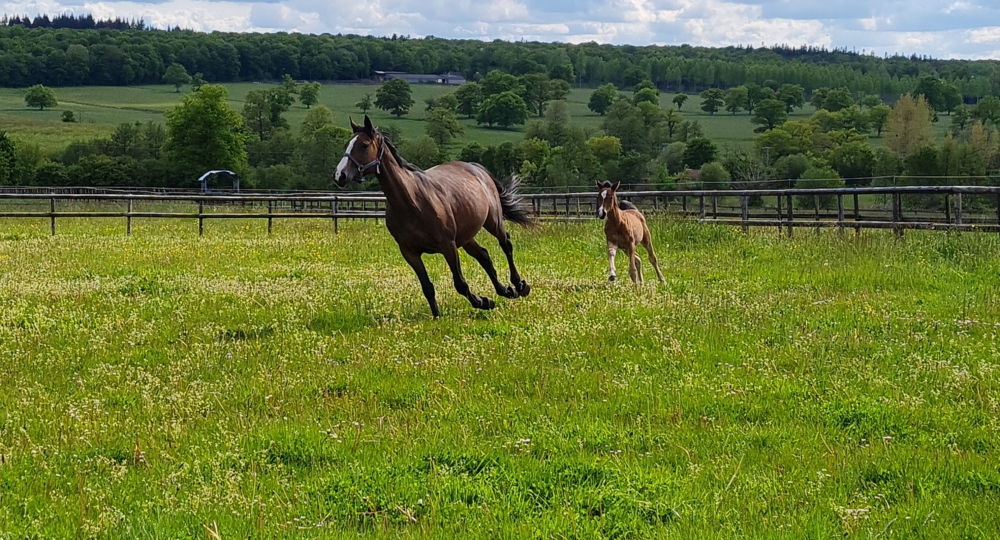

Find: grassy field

[1,213,999,538]
[0,83,954,155]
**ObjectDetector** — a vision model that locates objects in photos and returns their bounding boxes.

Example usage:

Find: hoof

[499,286,518,299]
[475,296,496,310]
[608,275,617,282]
[516,280,531,297]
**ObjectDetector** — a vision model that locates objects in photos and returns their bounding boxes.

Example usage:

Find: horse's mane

[380,132,424,173]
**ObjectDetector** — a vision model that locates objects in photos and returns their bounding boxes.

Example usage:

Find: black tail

[492,173,535,228]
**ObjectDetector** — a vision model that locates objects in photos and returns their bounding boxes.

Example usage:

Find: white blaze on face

[336,136,357,179]
[597,189,608,218]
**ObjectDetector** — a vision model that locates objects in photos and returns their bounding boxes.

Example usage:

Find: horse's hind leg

[641,228,666,283]
[400,248,440,318]
[464,239,517,299]
[486,221,530,297]
[443,243,495,310]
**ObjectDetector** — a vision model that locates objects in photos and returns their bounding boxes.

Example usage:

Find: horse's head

[336,115,384,187]
[596,180,620,220]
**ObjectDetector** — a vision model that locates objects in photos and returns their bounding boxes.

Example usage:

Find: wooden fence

[2,186,1000,236]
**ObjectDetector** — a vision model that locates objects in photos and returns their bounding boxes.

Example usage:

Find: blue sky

[4,0,1000,59]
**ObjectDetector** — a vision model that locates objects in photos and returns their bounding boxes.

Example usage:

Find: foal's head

[595,180,621,220]
[336,115,384,187]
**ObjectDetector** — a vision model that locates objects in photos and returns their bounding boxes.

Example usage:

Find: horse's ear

[596,181,602,190]
[613,181,621,192]
[363,115,375,134]
[350,117,361,132]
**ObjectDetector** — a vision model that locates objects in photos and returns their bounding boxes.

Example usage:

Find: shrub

[795,164,844,209]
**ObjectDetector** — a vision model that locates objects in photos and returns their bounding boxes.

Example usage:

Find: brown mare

[335,115,532,317]
[596,181,665,285]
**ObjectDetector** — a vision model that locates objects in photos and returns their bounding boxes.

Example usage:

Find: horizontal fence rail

[1,186,1000,236]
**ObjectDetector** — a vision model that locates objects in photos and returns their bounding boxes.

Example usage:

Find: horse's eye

[358,141,370,149]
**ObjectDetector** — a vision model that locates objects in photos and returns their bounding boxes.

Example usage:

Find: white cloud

[944,1,974,14]
[102,0,251,31]
[966,26,1000,43]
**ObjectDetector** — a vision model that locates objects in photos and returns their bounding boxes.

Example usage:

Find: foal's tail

[491,172,536,228]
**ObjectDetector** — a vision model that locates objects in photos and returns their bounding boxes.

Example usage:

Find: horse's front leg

[607,241,618,282]
[443,243,495,310]
[400,248,440,318]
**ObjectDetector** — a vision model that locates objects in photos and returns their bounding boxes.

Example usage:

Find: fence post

[699,195,705,220]
[682,195,688,214]
[741,195,749,233]
[996,193,1000,238]
[786,194,793,238]
[333,196,339,233]
[712,195,718,219]
[267,200,273,234]
[837,194,845,237]
[945,194,951,223]
[955,193,963,226]
[198,200,204,236]
[776,195,783,235]
[853,193,861,235]
[127,198,132,236]
[50,197,55,236]
[566,195,571,219]
[892,192,903,238]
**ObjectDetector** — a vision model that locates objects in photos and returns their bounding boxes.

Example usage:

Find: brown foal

[596,181,665,285]
[335,115,533,317]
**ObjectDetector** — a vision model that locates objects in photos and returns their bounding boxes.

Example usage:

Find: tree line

[2,74,998,196]
[2,14,147,31]
[1,22,999,100]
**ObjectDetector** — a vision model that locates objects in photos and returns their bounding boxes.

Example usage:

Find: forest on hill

[1,14,999,99]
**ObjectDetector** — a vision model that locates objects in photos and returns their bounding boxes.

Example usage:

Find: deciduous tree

[699,88,724,115]
[375,78,415,118]
[24,84,57,109]
[777,84,805,113]
[454,83,483,118]
[425,107,464,146]
[588,83,618,116]
[683,137,718,169]
[162,63,190,92]
[356,93,374,114]
[884,94,934,160]
[724,86,748,115]
[477,91,529,128]
[868,104,891,136]
[164,84,247,177]
[298,82,320,108]
[751,99,788,132]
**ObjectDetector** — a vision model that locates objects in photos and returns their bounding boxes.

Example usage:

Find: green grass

[1,83,954,156]
[1,213,999,538]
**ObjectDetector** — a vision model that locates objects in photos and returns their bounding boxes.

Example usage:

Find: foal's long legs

[607,242,618,282]
[400,248,440,318]
[443,243,495,310]
[626,243,642,285]
[463,239,518,299]
[487,221,530,297]
[640,230,666,283]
